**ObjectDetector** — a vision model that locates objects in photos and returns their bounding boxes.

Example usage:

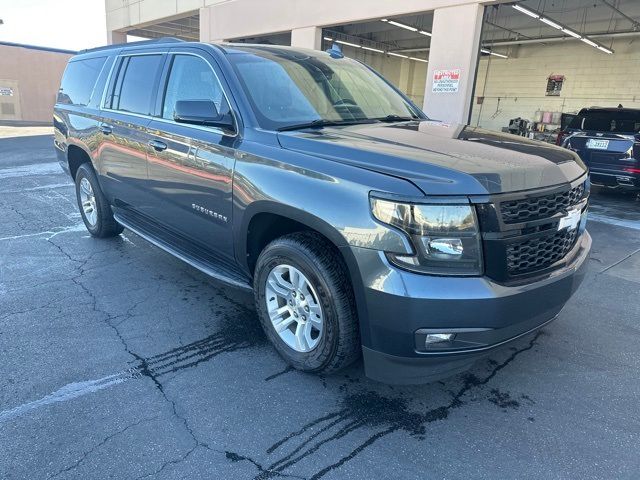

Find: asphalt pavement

[1,132,639,479]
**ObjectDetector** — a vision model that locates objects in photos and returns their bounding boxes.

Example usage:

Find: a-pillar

[422,3,484,124]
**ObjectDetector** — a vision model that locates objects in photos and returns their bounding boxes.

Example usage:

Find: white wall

[471,37,640,132]
[198,0,497,42]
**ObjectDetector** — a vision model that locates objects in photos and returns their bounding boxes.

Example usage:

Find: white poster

[0,87,14,96]
[432,69,461,93]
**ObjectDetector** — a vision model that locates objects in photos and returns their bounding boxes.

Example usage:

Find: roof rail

[78,37,185,54]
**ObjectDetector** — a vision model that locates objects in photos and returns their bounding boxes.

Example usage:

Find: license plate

[558,208,581,231]
[586,139,609,150]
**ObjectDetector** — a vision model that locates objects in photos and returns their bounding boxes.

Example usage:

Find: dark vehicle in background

[559,107,640,191]
[54,39,591,384]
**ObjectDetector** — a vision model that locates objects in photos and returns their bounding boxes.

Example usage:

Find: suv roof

[215,43,319,55]
[75,38,319,61]
[79,37,185,54]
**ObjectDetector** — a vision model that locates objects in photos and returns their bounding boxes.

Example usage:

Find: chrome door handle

[148,139,168,152]
[99,124,112,135]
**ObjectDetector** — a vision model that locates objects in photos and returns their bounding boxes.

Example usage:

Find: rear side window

[112,55,163,115]
[58,57,107,106]
[569,110,640,133]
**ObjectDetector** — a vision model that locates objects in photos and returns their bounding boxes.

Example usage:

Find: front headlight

[371,197,483,275]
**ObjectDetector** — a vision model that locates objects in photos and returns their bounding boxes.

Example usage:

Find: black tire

[254,232,360,374]
[74,163,124,238]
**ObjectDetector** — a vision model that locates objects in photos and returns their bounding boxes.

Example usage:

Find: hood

[277,121,587,195]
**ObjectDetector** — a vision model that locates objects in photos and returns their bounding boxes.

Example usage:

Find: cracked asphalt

[1,130,639,479]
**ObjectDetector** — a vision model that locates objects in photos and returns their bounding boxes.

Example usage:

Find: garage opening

[319,13,433,107]
[229,32,292,46]
[471,0,640,143]
[126,12,200,41]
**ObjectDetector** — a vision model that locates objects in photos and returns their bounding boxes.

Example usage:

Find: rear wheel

[74,163,123,238]
[254,232,360,373]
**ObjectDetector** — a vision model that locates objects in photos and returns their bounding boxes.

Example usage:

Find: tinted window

[162,55,228,120]
[113,55,163,115]
[569,110,640,133]
[229,50,421,130]
[58,57,106,106]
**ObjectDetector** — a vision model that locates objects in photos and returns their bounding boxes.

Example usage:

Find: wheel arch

[238,201,371,346]
[240,201,350,275]
[66,142,95,180]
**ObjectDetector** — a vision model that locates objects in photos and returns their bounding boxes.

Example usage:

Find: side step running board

[114,212,252,291]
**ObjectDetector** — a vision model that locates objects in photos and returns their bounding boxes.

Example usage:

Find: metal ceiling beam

[484,20,535,41]
[599,0,640,30]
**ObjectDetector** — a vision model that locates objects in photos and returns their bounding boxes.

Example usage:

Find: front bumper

[348,230,591,384]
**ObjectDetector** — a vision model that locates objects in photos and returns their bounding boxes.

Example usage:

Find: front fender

[232,145,422,270]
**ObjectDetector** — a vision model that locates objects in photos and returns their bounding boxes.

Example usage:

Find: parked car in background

[559,107,640,191]
[54,39,591,384]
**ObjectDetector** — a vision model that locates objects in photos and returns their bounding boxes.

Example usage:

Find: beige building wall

[0,43,74,124]
[471,37,640,132]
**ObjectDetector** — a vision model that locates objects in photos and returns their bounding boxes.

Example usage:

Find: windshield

[569,110,640,133]
[228,48,424,130]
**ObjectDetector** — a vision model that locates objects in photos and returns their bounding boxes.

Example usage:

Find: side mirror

[173,100,234,132]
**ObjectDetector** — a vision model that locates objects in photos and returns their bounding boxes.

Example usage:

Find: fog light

[425,333,456,346]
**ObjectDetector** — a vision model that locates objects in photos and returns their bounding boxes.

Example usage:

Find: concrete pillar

[291,26,322,50]
[200,7,212,42]
[107,30,127,45]
[423,3,484,124]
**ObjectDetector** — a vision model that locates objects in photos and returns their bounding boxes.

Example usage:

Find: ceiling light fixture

[387,20,418,32]
[387,52,409,58]
[540,17,563,30]
[511,4,614,54]
[561,28,582,39]
[581,37,599,48]
[481,48,508,59]
[418,30,432,37]
[362,45,385,53]
[335,39,361,48]
[323,30,432,63]
[512,4,540,19]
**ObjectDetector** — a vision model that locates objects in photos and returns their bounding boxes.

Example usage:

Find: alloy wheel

[79,177,97,227]
[265,264,324,352]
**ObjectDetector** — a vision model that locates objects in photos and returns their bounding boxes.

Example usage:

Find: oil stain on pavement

[237,332,543,479]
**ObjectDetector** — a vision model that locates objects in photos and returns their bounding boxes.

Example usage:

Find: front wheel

[253,232,360,373]
[74,163,124,238]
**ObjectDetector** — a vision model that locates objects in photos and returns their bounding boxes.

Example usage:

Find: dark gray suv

[53,39,591,384]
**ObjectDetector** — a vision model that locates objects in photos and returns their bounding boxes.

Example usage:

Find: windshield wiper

[374,114,418,123]
[277,119,376,132]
